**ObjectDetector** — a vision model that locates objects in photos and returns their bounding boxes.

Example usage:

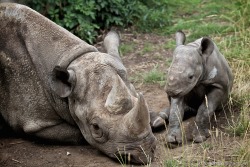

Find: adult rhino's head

[166,31,214,97]
[50,31,156,164]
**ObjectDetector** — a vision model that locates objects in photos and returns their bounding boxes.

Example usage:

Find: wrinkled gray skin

[151,31,233,144]
[0,3,156,164]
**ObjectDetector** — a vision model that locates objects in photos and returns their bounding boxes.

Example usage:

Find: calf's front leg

[166,97,185,144]
[192,88,225,143]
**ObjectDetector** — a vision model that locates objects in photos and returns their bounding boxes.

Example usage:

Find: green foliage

[28,0,96,43]
[135,0,173,32]
[95,0,140,28]
[28,0,142,43]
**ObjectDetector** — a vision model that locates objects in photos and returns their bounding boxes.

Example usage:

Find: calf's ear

[199,37,214,56]
[50,68,76,98]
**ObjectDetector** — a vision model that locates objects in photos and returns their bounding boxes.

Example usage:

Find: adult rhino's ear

[176,30,186,46]
[50,68,76,98]
[103,31,121,61]
[199,37,214,56]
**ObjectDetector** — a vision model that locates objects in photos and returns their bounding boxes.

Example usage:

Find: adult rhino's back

[0,3,95,132]
[0,4,61,132]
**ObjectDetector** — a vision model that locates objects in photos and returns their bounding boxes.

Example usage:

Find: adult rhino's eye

[93,124,100,131]
[90,121,108,143]
[90,123,103,138]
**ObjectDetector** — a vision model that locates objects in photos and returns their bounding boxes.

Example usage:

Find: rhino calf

[152,31,233,144]
[0,3,156,164]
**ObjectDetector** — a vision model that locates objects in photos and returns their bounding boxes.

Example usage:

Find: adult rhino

[0,3,156,164]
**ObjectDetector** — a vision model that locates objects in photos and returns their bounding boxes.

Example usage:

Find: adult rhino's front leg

[150,95,171,129]
[27,122,83,144]
[192,88,225,143]
[166,97,185,144]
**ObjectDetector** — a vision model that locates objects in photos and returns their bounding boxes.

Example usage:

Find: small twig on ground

[11,159,22,164]
[9,141,25,145]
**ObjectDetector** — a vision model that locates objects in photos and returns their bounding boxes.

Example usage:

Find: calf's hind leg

[192,88,225,143]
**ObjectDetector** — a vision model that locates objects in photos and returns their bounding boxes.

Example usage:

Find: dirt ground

[0,32,242,167]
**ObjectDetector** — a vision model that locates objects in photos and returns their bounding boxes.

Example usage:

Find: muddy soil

[0,32,239,167]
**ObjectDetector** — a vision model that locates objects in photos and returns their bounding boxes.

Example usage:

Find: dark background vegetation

[25,0,175,43]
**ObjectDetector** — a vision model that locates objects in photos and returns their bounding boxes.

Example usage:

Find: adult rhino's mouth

[112,134,156,164]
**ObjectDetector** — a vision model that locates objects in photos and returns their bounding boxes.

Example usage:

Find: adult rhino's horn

[105,75,133,114]
[124,93,150,136]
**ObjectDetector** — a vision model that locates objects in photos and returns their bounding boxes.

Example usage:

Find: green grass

[136,42,156,56]
[235,141,250,166]
[164,159,179,167]
[142,42,154,54]
[164,40,175,50]
[120,43,135,55]
[143,66,165,85]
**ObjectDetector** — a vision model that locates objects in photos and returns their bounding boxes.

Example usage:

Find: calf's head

[166,31,214,97]
[50,32,156,164]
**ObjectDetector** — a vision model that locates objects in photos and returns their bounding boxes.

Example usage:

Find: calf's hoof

[193,135,208,143]
[192,128,210,143]
[166,128,182,145]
